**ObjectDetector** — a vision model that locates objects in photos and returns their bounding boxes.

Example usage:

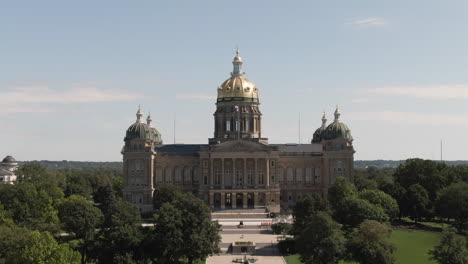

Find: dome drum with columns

[121,50,355,214]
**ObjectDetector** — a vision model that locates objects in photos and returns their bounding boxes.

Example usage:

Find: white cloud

[0,86,144,113]
[357,85,468,100]
[348,111,468,126]
[346,17,387,27]
[175,93,215,100]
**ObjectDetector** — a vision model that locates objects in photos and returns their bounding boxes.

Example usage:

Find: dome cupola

[217,49,259,103]
[323,106,353,141]
[124,106,162,143]
[312,112,328,143]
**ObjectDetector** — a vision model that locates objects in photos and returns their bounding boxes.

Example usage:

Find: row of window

[278,167,321,184]
[155,167,200,184]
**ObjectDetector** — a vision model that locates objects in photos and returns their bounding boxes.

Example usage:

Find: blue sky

[1,0,468,161]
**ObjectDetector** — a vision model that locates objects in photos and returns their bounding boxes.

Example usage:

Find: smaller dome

[322,107,353,141]
[312,126,327,143]
[124,107,162,143]
[2,156,16,163]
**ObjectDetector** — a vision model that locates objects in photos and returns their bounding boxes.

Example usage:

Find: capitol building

[122,50,355,213]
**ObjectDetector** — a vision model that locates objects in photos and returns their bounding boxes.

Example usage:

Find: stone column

[254,192,259,208]
[210,159,214,188]
[221,158,225,187]
[221,192,225,209]
[265,158,270,187]
[209,192,214,209]
[243,192,248,208]
[243,158,247,186]
[232,192,237,209]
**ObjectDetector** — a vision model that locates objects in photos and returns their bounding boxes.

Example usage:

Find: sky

[1,0,468,161]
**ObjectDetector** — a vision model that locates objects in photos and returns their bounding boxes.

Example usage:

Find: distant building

[0,156,18,184]
[122,50,355,213]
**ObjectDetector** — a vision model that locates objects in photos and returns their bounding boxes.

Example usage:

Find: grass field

[284,229,441,264]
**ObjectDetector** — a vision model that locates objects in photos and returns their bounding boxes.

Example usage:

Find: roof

[1,156,16,163]
[155,144,206,154]
[270,144,322,154]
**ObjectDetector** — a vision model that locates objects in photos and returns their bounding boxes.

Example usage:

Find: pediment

[211,140,272,153]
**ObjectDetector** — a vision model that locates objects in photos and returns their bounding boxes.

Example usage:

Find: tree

[405,184,430,223]
[292,193,329,235]
[379,182,406,220]
[17,231,81,264]
[147,191,220,264]
[346,220,396,264]
[153,184,185,210]
[57,195,103,263]
[358,190,399,221]
[328,177,357,209]
[89,198,143,264]
[0,183,59,231]
[16,163,65,203]
[435,182,468,232]
[334,196,389,229]
[296,212,346,264]
[429,228,468,264]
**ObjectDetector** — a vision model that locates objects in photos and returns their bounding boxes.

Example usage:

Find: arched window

[155,168,163,184]
[305,167,312,184]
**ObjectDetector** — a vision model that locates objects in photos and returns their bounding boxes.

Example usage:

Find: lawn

[284,229,441,264]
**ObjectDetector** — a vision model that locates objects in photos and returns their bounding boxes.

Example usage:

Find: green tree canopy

[429,228,468,264]
[292,193,329,235]
[405,184,430,223]
[358,190,399,221]
[435,182,468,232]
[346,220,396,264]
[296,212,346,264]
[334,196,389,229]
[153,184,185,210]
[328,176,357,209]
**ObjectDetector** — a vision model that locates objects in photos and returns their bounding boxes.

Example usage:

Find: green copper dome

[312,113,328,143]
[124,107,162,143]
[322,107,353,141]
[125,122,161,142]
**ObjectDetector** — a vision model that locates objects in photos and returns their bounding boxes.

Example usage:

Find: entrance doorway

[225,193,232,208]
[247,193,254,208]
[236,193,243,208]
[214,193,221,208]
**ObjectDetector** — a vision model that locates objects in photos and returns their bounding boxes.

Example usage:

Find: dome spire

[231,48,244,77]
[334,105,341,122]
[147,112,153,127]
[136,105,143,123]
[321,112,327,127]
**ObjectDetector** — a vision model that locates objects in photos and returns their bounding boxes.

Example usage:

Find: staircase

[212,208,269,219]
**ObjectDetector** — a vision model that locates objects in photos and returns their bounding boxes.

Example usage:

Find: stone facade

[122,50,355,213]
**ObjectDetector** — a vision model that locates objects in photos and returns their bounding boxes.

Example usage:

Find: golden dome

[217,49,259,102]
[217,77,258,101]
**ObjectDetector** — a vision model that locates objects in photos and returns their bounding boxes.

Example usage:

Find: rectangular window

[236,170,243,186]
[165,168,172,184]
[287,168,293,184]
[183,167,190,184]
[296,168,302,184]
[258,169,264,185]
[315,167,321,184]
[203,174,208,185]
[247,169,254,185]
[305,167,312,184]
[226,120,231,131]
[156,168,163,184]
[175,167,181,184]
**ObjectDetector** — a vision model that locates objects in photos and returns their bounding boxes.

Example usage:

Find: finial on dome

[334,106,341,122]
[231,48,244,77]
[136,105,143,123]
[321,112,327,127]
[147,112,153,127]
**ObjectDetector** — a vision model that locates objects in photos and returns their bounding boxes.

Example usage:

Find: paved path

[206,255,286,264]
